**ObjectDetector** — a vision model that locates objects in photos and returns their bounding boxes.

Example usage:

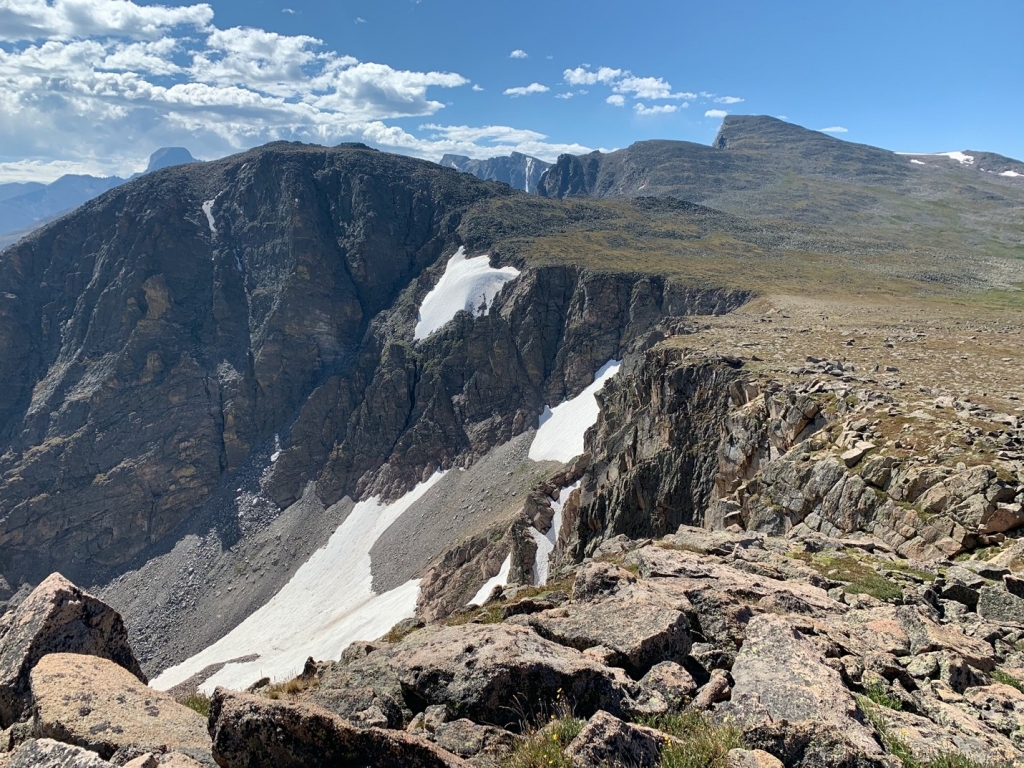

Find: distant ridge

[440,151,551,193]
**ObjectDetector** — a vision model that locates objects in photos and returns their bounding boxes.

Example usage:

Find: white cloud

[354,16,365,23]
[0,0,214,42]
[705,109,728,118]
[564,65,622,86]
[635,102,679,115]
[509,49,528,59]
[471,84,483,92]
[714,95,743,104]
[0,1,596,179]
[606,94,625,107]
[820,125,848,133]
[555,92,573,100]
[503,82,548,97]
[281,8,295,13]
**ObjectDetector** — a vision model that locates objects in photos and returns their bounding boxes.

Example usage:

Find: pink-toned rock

[0,574,145,728]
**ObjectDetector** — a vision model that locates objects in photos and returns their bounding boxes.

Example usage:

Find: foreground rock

[565,710,666,768]
[30,654,208,760]
[209,689,468,767]
[314,623,638,729]
[1,738,113,767]
[0,575,145,728]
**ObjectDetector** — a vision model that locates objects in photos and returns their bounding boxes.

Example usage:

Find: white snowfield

[468,554,512,606]
[1001,170,1021,178]
[152,473,444,694]
[414,247,521,340]
[529,481,580,586]
[201,200,217,235]
[938,151,975,165]
[529,360,622,464]
[910,159,926,166]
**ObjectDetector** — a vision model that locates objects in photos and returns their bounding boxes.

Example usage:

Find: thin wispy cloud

[820,126,849,133]
[705,109,728,118]
[555,92,573,100]
[471,84,484,92]
[714,96,743,104]
[281,8,296,14]
[354,17,366,23]
[504,83,548,97]
[509,49,528,59]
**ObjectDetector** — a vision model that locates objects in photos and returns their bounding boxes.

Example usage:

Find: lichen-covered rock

[0,575,145,728]
[3,738,113,768]
[29,654,208,760]
[209,689,468,768]
[726,748,784,768]
[564,710,665,768]
[427,719,521,764]
[726,614,889,767]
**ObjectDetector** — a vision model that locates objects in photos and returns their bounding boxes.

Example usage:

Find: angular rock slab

[873,703,1020,766]
[384,623,637,728]
[524,587,692,677]
[2,738,114,767]
[564,710,665,768]
[29,654,208,760]
[726,749,784,768]
[209,689,468,768]
[0,574,145,728]
[727,614,888,767]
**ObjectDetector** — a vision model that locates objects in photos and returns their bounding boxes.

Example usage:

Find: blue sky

[0,0,1021,181]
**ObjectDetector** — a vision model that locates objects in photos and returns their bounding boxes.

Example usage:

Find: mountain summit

[143,147,198,175]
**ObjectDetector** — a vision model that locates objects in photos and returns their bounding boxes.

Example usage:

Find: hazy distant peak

[145,147,198,174]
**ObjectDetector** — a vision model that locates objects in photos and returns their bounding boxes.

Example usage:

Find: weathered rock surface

[726,749,785,768]
[1,738,113,767]
[0,575,144,728]
[29,654,208,760]
[564,710,666,768]
[208,689,468,768]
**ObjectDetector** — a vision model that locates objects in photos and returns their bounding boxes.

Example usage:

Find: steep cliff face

[0,141,750,589]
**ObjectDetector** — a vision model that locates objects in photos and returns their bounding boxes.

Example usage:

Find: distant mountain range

[440,151,551,194]
[0,147,198,248]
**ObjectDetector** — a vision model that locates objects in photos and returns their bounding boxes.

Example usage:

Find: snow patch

[910,159,926,166]
[202,200,217,235]
[529,481,579,585]
[529,360,621,463]
[524,156,535,194]
[938,151,975,165]
[468,555,511,606]
[1000,170,1021,178]
[151,473,444,694]
[414,247,521,340]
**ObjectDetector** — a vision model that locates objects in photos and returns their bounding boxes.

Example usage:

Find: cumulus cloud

[471,84,483,91]
[635,103,679,115]
[503,82,548,97]
[705,109,728,118]
[0,0,595,179]
[509,49,528,59]
[606,94,625,107]
[0,0,214,41]
[555,92,573,99]
[820,126,848,133]
[565,64,694,102]
[714,95,743,104]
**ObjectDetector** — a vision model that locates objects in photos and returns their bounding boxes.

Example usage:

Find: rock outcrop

[0,575,144,728]
[29,654,208,759]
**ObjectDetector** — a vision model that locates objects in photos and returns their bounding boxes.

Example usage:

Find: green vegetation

[177,692,211,718]
[383,621,423,644]
[503,715,586,768]
[645,711,745,768]
[881,559,936,583]
[790,551,902,601]
[863,679,903,710]
[991,669,1024,694]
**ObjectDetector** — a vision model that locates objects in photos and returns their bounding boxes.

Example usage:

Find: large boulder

[312,623,640,730]
[29,654,208,760]
[726,614,889,767]
[519,585,692,677]
[1,738,113,767]
[208,689,468,768]
[0,575,145,728]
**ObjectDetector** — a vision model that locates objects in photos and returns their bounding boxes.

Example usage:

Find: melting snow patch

[910,159,926,166]
[938,151,975,165]
[529,481,579,585]
[468,555,511,606]
[202,200,217,235]
[1001,170,1021,178]
[529,360,621,463]
[151,473,444,694]
[414,247,521,340]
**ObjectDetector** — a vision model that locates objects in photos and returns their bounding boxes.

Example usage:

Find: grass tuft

[643,711,745,768]
[177,692,210,718]
[503,715,586,768]
[991,669,1024,694]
